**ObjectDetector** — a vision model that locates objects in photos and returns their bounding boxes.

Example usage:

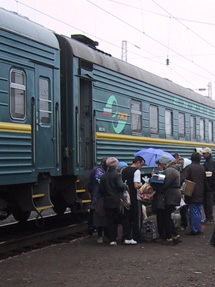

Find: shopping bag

[183,180,196,197]
[119,190,131,213]
[141,220,157,241]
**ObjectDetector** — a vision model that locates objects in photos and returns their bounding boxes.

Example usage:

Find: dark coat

[181,162,207,204]
[122,167,138,202]
[162,164,181,206]
[203,155,215,191]
[99,169,126,209]
[151,163,181,207]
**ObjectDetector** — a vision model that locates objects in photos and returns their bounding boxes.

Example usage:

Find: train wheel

[12,208,31,222]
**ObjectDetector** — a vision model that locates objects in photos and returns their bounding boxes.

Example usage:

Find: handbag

[183,180,196,197]
[119,190,131,213]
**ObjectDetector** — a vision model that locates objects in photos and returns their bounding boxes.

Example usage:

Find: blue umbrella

[134,148,175,167]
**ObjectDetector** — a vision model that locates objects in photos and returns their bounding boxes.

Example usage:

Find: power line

[151,0,215,49]
[14,0,86,32]
[87,0,215,78]
[11,0,215,86]
[107,0,215,26]
[12,0,121,50]
[166,66,196,88]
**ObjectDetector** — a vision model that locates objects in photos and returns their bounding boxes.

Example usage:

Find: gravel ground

[0,214,215,287]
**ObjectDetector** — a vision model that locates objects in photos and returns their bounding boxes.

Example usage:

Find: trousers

[164,205,178,239]
[189,203,203,233]
[204,192,214,221]
[105,208,119,242]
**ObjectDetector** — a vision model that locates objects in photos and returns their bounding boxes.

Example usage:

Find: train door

[35,65,55,170]
[80,79,93,170]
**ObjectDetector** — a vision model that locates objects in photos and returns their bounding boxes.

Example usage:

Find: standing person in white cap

[202,147,215,223]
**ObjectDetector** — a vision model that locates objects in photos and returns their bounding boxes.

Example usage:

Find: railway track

[0,204,152,260]
[0,213,88,260]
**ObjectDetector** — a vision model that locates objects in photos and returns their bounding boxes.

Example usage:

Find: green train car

[58,34,215,168]
[0,8,214,221]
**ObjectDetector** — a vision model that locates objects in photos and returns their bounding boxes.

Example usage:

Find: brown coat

[181,162,207,204]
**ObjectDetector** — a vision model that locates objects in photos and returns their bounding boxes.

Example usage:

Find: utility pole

[121,40,127,62]
[208,82,212,99]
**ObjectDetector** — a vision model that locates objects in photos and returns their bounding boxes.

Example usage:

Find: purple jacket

[90,165,105,209]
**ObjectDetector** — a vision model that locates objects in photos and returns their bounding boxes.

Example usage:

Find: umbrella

[134,148,175,167]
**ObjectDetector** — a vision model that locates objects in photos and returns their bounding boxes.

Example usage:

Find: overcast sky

[1,0,215,99]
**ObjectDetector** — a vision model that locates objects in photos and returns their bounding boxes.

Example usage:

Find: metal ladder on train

[76,179,91,212]
[15,178,91,219]
[32,178,53,213]
[13,178,53,224]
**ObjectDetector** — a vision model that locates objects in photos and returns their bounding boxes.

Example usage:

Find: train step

[36,205,53,211]
[14,178,53,213]
[32,178,53,212]
[76,179,91,206]
[81,199,91,204]
[32,194,45,199]
[76,189,86,193]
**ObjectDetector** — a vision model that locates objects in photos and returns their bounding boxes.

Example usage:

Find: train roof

[0,8,59,49]
[64,35,215,109]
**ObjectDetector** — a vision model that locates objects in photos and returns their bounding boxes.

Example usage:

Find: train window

[165,109,173,137]
[209,121,213,142]
[200,118,205,141]
[190,116,196,140]
[178,113,185,138]
[39,77,51,124]
[10,69,26,120]
[150,105,159,134]
[131,100,142,133]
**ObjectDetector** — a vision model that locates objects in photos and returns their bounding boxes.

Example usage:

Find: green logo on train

[103,95,128,134]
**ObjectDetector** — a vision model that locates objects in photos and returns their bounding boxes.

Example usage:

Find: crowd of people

[87,147,215,247]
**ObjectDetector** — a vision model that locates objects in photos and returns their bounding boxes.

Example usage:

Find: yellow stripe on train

[0,122,31,134]
[96,132,215,148]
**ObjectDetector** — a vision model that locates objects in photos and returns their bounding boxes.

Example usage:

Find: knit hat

[118,161,128,171]
[106,157,119,169]
[202,147,212,154]
[156,155,172,165]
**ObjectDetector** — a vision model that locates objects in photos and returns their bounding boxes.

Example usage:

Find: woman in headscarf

[99,157,127,246]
